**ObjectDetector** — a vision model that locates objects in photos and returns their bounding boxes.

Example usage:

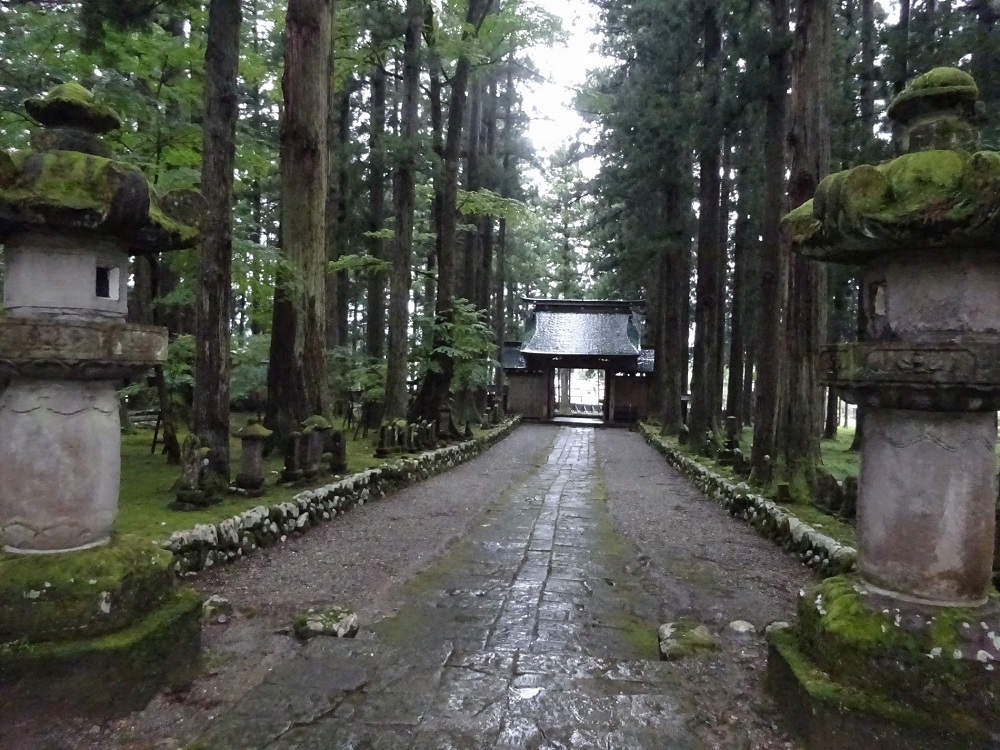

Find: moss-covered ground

[116,414,497,543]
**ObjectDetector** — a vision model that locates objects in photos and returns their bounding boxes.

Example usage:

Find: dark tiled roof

[521,310,640,357]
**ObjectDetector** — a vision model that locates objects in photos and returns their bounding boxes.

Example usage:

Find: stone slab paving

[193,427,704,750]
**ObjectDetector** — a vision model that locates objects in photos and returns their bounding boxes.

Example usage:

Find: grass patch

[116,415,500,543]
[821,428,860,481]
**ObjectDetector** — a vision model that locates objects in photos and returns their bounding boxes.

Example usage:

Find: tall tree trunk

[334,87,352,348]
[891,0,911,151]
[366,62,388,360]
[781,0,831,496]
[658,142,689,436]
[193,0,241,479]
[479,77,498,316]
[751,0,791,482]
[410,0,492,424]
[688,2,723,452]
[714,132,732,416]
[725,157,751,428]
[265,0,333,444]
[326,87,348,350]
[425,4,444,310]
[493,63,516,389]
[824,388,839,440]
[859,0,877,162]
[384,0,423,421]
[460,80,483,304]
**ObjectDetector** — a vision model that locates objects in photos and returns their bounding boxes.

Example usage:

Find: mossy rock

[302,415,332,430]
[658,619,718,660]
[0,587,201,718]
[235,418,272,440]
[293,606,359,640]
[0,149,201,252]
[795,576,1000,722]
[24,82,122,133]
[887,67,979,126]
[0,537,175,642]
[767,627,990,749]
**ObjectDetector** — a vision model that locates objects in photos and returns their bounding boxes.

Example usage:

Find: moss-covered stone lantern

[0,83,203,716]
[769,68,1000,749]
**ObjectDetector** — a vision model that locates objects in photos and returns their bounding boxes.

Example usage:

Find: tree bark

[265,0,333,444]
[725,157,751,428]
[460,80,483,305]
[193,0,241,479]
[688,2,723,452]
[409,0,492,424]
[366,61,388,360]
[326,86,350,351]
[750,0,790,482]
[781,0,831,495]
[384,0,423,422]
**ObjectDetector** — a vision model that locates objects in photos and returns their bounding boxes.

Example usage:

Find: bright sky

[522,0,605,165]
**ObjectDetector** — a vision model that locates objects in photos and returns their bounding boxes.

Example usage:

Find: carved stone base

[767,575,999,750]
[0,378,119,552]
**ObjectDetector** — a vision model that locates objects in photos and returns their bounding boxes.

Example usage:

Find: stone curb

[638,424,856,577]
[162,417,523,575]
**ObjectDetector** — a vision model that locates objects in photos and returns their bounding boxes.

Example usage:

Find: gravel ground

[597,427,812,750]
[4,424,815,750]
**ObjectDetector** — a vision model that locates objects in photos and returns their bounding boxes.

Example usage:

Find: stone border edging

[638,424,856,577]
[162,417,523,575]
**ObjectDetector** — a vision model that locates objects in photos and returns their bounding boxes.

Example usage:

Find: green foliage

[230,335,271,407]
[328,347,386,403]
[457,187,527,221]
[415,299,497,394]
[328,253,393,275]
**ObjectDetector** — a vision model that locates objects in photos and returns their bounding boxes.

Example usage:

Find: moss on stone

[876,150,967,214]
[795,576,1000,722]
[235,419,272,439]
[24,82,122,133]
[888,67,979,125]
[658,619,718,660]
[768,626,989,745]
[0,587,201,717]
[302,415,332,430]
[0,537,176,642]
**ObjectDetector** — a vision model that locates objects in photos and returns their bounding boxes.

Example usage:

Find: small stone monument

[172,435,212,510]
[301,415,330,478]
[771,68,1000,749]
[328,429,348,474]
[279,431,303,484]
[234,418,272,497]
[302,414,333,476]
[0,83,203,715]
[374,424,391,458]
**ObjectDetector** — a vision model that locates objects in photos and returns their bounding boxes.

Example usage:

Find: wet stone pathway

[193,428,703,750]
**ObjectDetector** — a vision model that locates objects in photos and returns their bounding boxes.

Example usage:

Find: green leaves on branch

[457,188,526,221]
[328,253,392,275]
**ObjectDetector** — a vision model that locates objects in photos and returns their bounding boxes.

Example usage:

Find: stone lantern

[0,84,203,715]
[302,414,331,478]
[234,418,272,497]
[770,68,1000,749]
